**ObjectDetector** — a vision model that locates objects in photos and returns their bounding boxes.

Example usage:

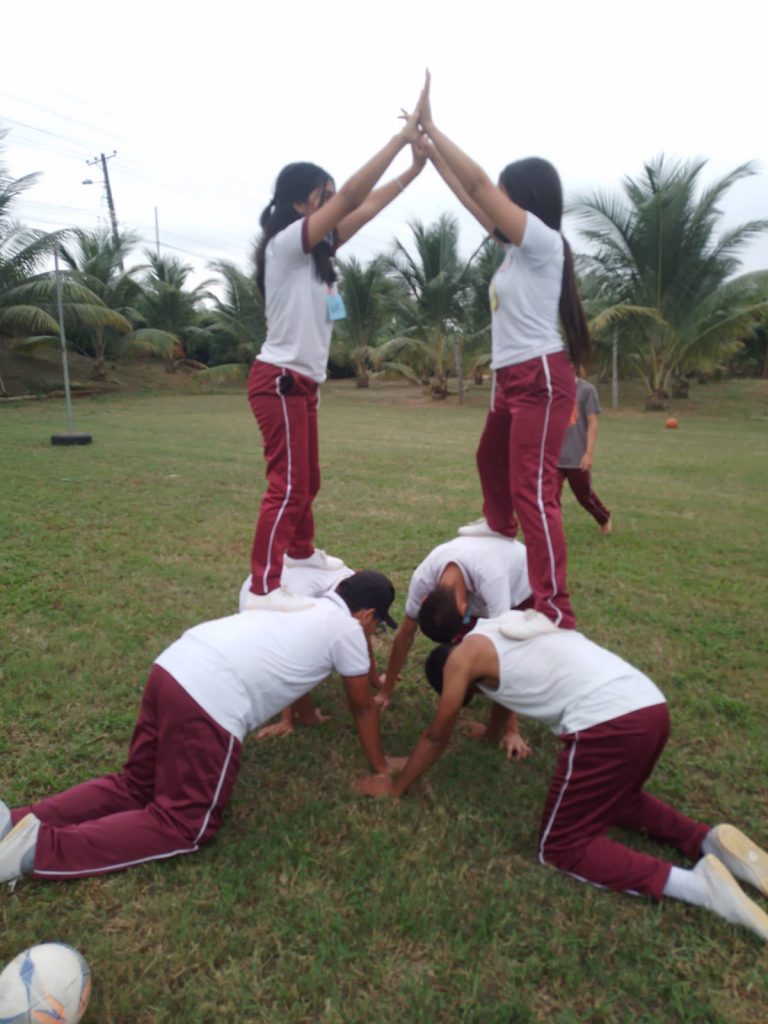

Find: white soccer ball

[0,942,91,1023]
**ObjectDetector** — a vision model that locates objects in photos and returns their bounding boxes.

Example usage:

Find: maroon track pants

[557,467,611,526]
[537,704,710,900]
[477,352,576,628]
[12,666,241,880]
[248,359,320,595]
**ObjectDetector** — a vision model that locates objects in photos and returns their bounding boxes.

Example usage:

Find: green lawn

[1,377,767,1023]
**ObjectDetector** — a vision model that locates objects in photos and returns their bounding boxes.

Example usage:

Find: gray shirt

[558,378,601,468]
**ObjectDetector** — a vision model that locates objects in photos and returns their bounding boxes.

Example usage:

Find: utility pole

[85,151,122,265]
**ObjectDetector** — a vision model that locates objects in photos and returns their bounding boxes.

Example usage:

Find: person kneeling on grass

[356,609,768,942]
[0,571,398,885]
[238,559,379,739]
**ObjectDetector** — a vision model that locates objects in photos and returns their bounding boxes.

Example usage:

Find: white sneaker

[283,549,344,571]
[704,825,768,898]
[457,518,512,540]
[498,608,560,641]
[694,854,768,941]
[0,800,10,840]
[0,813,41,883]
[243,587,314,612]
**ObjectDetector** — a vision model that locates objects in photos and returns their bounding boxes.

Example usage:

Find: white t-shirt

[154,592,370,741]
[473,613,665,736]
[404,537,531,621]
[490,212,566,369]
[258,219,338,383]
[238,564,355,612]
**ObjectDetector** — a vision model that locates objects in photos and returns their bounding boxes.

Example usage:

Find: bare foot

[600,517,613,535]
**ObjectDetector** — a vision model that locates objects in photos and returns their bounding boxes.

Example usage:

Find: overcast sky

[3,0,767,292]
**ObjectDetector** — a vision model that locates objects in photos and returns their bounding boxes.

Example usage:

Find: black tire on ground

[50,433,93,446]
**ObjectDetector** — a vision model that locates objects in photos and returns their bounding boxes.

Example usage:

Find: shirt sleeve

[268,219,308,268]
[329,621,371,678]
[582,382,601,416]
[404,560,433,620]
[518,212,563,270]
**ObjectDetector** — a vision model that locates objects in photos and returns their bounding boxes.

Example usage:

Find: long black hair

[255,162,338,297]
[497,157,591,370]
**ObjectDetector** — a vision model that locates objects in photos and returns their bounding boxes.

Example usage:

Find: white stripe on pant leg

[261,376,293,593]
[538,733,579,866]
[36,734,239,877]
[194,733,236,844]
[489,371,496,411]
[537,732,645,897]
[535,355,562,626]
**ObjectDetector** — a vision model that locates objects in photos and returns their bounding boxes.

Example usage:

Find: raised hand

[417,68,433,130]
[411,134,430,171]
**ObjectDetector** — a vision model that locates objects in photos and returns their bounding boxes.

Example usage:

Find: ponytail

[255,162,338,297]
[559,237,591,370]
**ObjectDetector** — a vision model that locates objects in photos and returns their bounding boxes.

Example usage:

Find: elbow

[335,185,361,217]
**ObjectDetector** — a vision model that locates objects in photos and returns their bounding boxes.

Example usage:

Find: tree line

[2,131,767,407]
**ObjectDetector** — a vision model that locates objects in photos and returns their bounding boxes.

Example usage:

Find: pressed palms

[572,156,768,407]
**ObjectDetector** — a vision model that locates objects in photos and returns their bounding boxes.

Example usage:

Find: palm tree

[331,256,401,387]
[384,214,482,399]
[572,156,768,408]
[462,237,503,386]
[0,133,66,393]
[135,253,213,370]
[56,227,143,379]
[203,259,266,366]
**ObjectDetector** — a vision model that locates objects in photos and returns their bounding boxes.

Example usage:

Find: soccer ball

[0,942,91,1023]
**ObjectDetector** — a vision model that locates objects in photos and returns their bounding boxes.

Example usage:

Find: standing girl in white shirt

[417,73,591,629]
[246,113,426,610]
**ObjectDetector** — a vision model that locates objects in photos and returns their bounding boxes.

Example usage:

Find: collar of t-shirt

[321,589,352,615]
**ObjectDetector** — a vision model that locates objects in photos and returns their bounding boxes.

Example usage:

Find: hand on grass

[255,720,294,741]
[461,719,488,741]
[500,732,532,762]
[355,774,396,798]
[295,707,330,728]
[374,692,393,710]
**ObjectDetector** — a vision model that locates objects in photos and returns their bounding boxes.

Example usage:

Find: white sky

[3,0,767,292]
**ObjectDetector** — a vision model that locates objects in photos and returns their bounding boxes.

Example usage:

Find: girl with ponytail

[246,106,426,610]
[417,72,591,629]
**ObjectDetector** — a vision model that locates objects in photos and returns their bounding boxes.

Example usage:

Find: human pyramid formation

[2,73,766,944]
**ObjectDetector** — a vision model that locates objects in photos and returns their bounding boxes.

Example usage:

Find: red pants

[557,467,611,526]
[248,359,320,594]
[12,666,241,880]
[538,704,710,899]
[477,352,576,628]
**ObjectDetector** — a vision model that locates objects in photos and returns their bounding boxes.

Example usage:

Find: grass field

[1,376,767,1023]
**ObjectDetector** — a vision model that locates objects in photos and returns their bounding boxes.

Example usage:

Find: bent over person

[0,572,397,884]
[379,534,530,702]
[358,610,768,942]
